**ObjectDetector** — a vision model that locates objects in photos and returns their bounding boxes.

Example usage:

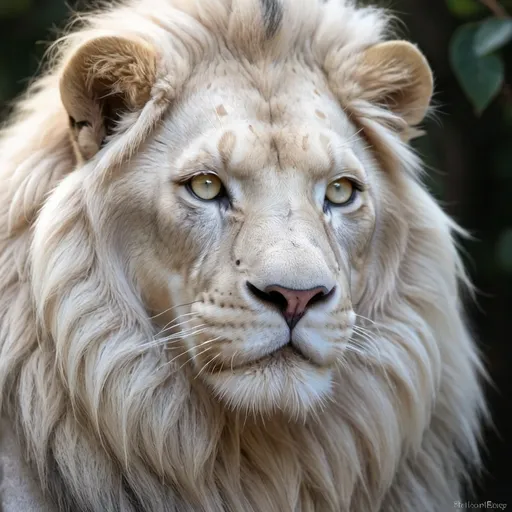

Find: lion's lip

[273,340,305,358]
[225,340,317,372]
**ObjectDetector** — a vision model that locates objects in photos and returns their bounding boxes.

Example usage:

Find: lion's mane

[0,0,488,511]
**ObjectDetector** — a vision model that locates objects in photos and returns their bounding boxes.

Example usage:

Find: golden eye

[325,178,355,205]
[189,173,223,200]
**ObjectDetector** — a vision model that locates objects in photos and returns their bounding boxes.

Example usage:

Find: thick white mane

[0,1,488,511]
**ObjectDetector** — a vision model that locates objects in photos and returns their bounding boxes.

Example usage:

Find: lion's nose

[247,282,334,329]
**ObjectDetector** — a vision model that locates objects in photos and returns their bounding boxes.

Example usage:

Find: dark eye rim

[324,178,362,208]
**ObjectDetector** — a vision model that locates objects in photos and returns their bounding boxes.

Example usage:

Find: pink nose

[264,285,330,329]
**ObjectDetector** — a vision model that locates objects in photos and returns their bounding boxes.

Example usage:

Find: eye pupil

[325,178,355,206]
[189,173,223,201]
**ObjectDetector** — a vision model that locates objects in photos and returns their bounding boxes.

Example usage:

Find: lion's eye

[188,173,223,201]
[325,178,355,205]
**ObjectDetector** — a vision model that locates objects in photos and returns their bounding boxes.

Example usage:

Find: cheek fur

[154,198,224,274]
[330,208,376,268]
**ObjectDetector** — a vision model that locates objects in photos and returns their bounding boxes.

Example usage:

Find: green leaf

[475,18,512,56]
[446,0,485,18]
[449,23,505,114]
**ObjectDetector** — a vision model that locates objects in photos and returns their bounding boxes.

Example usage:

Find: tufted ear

[353,41,433,127]
[59,35,157,162]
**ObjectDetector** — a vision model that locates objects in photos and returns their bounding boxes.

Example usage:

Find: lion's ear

[59,35,157,161]
[354,41,433,127]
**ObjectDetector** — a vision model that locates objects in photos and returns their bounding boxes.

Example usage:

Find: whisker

[162,336,223,373]
[192,336,222,352]
[149,300,201,320]
[154,334,218,373]
[230,350,239,373]
[156,347,191,373]
[165,335,215,356]
[161,329,211,352]
[158,311,202,335]
[158,319,205,338]
[175,337,223,373]
[354,313,385,334]
[160,326,208,344]
[194,353,222,380]
[350,327,382,356]
[349,327,399,403]
[137,325,208,352]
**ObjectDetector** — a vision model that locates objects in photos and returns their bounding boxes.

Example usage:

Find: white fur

[0,1,488,511]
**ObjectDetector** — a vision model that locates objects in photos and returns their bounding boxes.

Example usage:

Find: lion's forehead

[166,64,362,181]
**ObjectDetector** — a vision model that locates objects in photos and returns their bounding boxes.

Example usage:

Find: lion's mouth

[259,341,305,361]
[221,341,318,372]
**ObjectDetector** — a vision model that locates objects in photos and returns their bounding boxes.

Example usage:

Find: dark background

[0,0,510,505]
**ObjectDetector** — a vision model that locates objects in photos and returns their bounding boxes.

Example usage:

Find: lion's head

[0,0,488,511]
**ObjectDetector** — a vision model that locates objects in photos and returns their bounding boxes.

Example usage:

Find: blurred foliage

[444,0,512,282]
[0,0,32,18]
[450,22,505,114]
[448,1,512,113]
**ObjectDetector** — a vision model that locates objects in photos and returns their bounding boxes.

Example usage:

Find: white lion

[0,0,488,510]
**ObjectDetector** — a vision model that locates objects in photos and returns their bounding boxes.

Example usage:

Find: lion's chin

[202,347,334,418]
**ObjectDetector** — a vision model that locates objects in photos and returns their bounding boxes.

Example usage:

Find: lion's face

[107,62,379,415]
[48,13,433,420]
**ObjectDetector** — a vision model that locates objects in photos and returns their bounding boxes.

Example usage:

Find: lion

[0,0,489,510]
